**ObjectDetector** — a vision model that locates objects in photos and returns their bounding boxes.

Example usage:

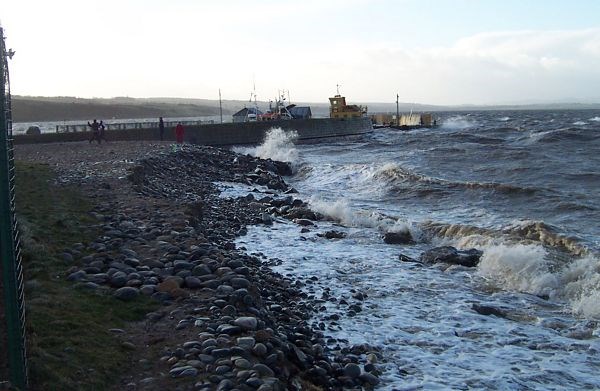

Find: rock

[343,363,361,378]
[192,264,212,276]
[472,304,508,318]
[359,372,380,385]
[231,277,250,289]
[185,276,202,289]
[420,246,483,267]
[67,270,87,281]
[398,254,419,263]
[252,343,268,356]
[262,213,273,225]
[383,230,413,244]
[294,219,315,227]
[237,337,256,349]
[252,363,275,377]
[234,317,258,330]
[169,365,198,378]
[121,341,136,350]
[318,230,346,239]
[109,273,128,288]
[140,284,156,295]
[234,358,252,369]
[26,125,41,135]
[113,287,139,301]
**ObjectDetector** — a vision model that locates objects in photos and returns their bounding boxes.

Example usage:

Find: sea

[219,111,600,390]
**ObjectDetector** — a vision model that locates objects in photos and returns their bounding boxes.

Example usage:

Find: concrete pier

[15,118,373,145]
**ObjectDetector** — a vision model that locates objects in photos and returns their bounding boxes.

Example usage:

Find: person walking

[87,119,100,144]
[159,117,165,141]
[98,120,108,143]
[175,122,184,145]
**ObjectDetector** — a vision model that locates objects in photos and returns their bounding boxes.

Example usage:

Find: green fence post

[0,26,28,390]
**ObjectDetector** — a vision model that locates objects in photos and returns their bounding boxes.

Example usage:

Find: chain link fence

[0,26,28,390]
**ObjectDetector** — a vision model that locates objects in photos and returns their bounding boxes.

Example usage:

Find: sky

[1,0,600,105]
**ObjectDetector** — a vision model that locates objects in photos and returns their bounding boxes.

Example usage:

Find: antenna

[336,84,341,95]
[219,88,223,124]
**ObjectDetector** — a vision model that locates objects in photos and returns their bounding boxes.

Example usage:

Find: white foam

[234,127,299,164]
[477,244,558,296]
[441,115,478,130]
[590,117,600,122]
[498,116,511,122]
[308,197,420,240]
[559,255,600,318]
[573,121,588,126]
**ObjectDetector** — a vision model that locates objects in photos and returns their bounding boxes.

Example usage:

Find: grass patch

[15,162,159,391]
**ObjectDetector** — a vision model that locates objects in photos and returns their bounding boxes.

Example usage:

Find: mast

[396,93,400,126]
[218,88,223,124]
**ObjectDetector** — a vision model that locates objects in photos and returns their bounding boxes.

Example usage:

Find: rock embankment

[22,142,381,390]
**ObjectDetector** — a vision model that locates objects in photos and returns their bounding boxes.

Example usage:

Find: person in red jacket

[175,122,184,144]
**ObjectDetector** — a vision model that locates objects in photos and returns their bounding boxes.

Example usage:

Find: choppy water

[227,111,600,390]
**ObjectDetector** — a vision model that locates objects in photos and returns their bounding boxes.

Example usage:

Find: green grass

[15,162,159,391]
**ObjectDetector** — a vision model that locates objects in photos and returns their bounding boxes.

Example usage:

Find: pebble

[234,316,258,330]
[113,287,139,301]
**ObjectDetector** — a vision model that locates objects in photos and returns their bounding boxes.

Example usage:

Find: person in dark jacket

[159,117,165,141]
[87,119,100,143]
[98,120,108,143]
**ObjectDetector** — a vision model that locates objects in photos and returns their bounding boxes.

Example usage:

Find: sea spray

[308,196,419,237]
[234,127,299,164]
[441,115,478,130]
[477,244,557,296]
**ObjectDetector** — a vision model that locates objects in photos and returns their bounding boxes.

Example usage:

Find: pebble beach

[15,141,381,391]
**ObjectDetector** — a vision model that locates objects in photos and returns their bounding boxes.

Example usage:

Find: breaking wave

[441,115,478,130]
[308,197,418,237]
[372,162,539,196]
[234,127,299,164]
[421,221,600,317]
[422,220,588,256]
[536,128,599,143]
[478,247,600,318]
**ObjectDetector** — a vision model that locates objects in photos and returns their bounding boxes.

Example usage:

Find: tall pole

[396,93,400,127]
[218,88,223,124]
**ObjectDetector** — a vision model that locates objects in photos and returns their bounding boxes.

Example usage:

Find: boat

[329,87,368,119]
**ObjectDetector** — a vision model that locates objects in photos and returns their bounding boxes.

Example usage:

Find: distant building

[232,107,263,123]
[288,105,312,119]
[329,94,367,119]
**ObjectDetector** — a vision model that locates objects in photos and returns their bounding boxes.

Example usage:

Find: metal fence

[0,26,28,390]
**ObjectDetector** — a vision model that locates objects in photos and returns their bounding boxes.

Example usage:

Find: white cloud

[350,28,600,104]
[3,0,600,105]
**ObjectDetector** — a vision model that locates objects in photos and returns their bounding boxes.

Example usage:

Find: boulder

[26,125,41,135]
[420,246,482,267]
[383,230,413,244]
[114,287,139,301]
[318,230,346,239]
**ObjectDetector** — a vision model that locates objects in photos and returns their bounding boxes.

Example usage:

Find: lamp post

[396,93,400,127]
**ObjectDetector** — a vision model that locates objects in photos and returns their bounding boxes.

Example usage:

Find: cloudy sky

[2,0,600,104]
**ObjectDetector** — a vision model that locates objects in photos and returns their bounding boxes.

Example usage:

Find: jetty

[14,117,373,145]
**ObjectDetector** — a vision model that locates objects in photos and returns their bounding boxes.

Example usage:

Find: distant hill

[11,96,233,122]
[11,96,600,122]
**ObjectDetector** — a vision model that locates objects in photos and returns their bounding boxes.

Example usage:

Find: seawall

[13,118,372,145]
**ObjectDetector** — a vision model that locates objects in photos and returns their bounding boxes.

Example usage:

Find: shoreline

[14,141,381,390]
